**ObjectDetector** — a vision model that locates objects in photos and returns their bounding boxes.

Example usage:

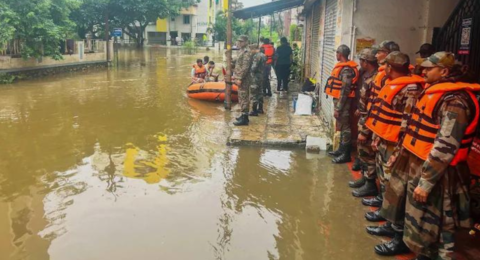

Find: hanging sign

[459,18,472,55]
[356,38,375,53]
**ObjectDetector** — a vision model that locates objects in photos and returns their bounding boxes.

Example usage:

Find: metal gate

[434,0,480,83]
[310,2,321,79]
[320,0,338,126]
[147,32,167,45]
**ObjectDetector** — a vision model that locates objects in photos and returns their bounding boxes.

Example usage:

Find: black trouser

[275,64,290,91]
[263,64,272,95]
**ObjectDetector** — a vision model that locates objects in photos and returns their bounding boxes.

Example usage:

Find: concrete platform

[228,84,330,148]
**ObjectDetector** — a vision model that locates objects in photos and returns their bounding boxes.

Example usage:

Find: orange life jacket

[367,65,388,111]
[262,44,275,64]
[365,75,425,142]
[193,64,207,79]
[402,82,480,165]
[324,61,359,98]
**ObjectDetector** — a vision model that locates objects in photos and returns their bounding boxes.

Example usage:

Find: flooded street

[0,48,385,260]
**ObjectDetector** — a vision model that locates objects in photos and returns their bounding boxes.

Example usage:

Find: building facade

[301,0,463,132]
[144,0,226,46]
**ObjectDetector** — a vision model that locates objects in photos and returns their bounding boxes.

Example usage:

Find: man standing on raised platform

[233,35,253,126]
[325,45,359,164]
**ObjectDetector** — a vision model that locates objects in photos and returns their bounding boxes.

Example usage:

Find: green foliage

[0,73,17,84]
[260,27,279,45]
[0,3,17,51]
[182,40,197,53]
[70,0,198,47]
[212,11,258,43]
[290,24,302,43]
[1,0,79,59]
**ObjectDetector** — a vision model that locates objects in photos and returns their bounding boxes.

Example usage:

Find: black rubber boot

[362,194,383,207]
[349,175,366,188]
[258,103,264,114]
[352,157,362,171]
[366,222,395,238]
[365,209,386,222]
[249,103,258,116]
[332,143,352,164]
[233,114,249,126]
[352,178,378,197]
[328,144,344,157]
[374,231,410,256]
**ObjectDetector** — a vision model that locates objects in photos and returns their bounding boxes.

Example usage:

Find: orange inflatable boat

[187,82,239,102]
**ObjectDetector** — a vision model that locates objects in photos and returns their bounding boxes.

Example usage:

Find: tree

[72,0,198,48]
[70,0,109,39]
[0,3,17,52]
[212,11,256,43]
[2,0,79,59]
[231,0,244,11]
[111,0,189,47]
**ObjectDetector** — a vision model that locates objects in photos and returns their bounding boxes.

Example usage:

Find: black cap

[416,43,435,55]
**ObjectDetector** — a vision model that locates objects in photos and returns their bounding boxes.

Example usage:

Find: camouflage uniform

[357,68,378,179]
[334,67,356,145]
[234,46,254,114]
[249,50,266,109]
[395,88,473,259]
[376,80,423,202]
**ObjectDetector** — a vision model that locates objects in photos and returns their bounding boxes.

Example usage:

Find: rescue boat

[187,82,239,102]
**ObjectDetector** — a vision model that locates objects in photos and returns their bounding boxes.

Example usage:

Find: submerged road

[0,48,390,260]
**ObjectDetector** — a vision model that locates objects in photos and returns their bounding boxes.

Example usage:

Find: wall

[3,62,108,82]
[0,42,107,71]
[303,0,460,139]
[340,0,459,60]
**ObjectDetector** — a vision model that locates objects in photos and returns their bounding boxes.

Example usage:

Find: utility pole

[224,0,233,110]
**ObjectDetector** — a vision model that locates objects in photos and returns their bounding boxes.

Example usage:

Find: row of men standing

[326,41,480,260]
[232,35,295,126]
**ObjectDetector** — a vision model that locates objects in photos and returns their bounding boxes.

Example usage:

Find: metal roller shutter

[320,0,337,126]
[310,2,321,78]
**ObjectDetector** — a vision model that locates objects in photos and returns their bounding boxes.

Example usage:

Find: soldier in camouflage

[359,41,402,215]
[364,52,425,256]
[398,52,478,260]
[349,48,379,193]
[248,44,267,116]
[328,45,358,164]
[233,35,254,126]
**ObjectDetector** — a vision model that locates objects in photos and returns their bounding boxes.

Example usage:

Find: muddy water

[0,48,384,260]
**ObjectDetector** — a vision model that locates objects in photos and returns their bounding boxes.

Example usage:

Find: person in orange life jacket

[352,41,399,174]
[192,59,207,83]
[261,38,275,96]
[413,43,435,76]
[397,52,480,260]
[361,51,425,256]
[349,48,380,194]
[325,44,359,164]
[361,40,401,208]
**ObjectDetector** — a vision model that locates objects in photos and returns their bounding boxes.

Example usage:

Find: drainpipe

[422,0,431,43]
[350,0,357,57]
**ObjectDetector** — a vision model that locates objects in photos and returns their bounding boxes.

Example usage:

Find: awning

[233,0,305,20]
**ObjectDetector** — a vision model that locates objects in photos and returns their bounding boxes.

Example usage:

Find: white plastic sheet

[294,94,313,115]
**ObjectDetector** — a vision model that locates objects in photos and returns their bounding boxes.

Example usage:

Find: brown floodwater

[0,48,387,260]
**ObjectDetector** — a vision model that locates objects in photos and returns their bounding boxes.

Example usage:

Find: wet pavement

[228,86,328,147]
[0,47,466,260]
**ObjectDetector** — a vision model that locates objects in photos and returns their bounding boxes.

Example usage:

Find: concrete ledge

[0,61,108,82]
